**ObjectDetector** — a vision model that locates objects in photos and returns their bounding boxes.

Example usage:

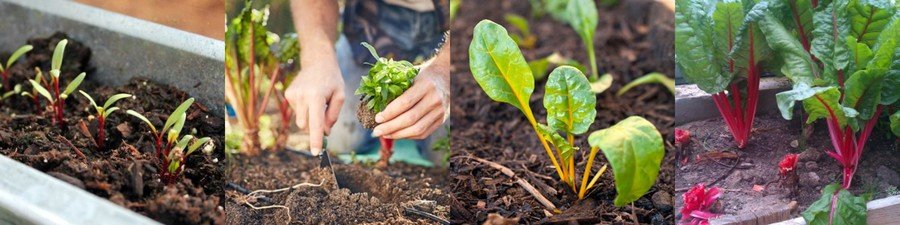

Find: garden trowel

[318,139,341,189]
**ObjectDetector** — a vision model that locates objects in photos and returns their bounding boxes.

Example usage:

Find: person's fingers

[376,82,427,123]
[383,108,443,139]
[372,97,430,137]
[294,97,309,131]
[324,89,345,135]
[308,98,326,155]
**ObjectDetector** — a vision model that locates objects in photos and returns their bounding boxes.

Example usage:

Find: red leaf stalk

[680,183,721,225]
[378,137,394,167]
[778,153,799,176]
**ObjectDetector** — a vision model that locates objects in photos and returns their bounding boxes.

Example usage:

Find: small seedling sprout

[0,45,33,90]
[0,84,22,106]
[127,98,212,184]
[78,91,132,149]
[27,39,86,129]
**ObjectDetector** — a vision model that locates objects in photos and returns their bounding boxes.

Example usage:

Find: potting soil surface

[450,0,676,224]
[0,33,226,224]
[675,113,900,219]
[225,150,451,225]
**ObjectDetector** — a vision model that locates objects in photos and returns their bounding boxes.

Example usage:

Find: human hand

[284,59,345,156]
[371,61,450,140]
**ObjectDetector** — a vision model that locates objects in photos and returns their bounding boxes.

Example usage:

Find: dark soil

[674,113,900,218]
[0,33,226,224]
[450,0,675,224]
[358,101,378,129]
[225,150,451,225]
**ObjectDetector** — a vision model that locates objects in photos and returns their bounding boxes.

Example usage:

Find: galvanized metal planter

[0,0,223,224]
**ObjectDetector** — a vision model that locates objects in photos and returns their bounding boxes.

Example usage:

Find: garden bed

[674,113,900,223]
[449,0,675,223]
[0,34,225,224]
[224,150,451,224]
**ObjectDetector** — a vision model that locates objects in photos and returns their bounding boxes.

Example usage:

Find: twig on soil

[57,135,85,158]
[462,155,559,212]
[675,158,740,192]
[238,179,325,225]
[404,207,451,225]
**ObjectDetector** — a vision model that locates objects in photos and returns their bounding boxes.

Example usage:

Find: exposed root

[239,179,325,225]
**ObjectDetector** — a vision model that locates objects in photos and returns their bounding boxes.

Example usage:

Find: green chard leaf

[810,0,851,86]
[588,116,664,206]
[537,124,577,165]
[801,183,869,225]
[676,0,730,93]
[891,110,900,137]
[544,66,597,135]
[469,20,535,113]
[848,0,895,46]
[776,84,858,127]
[617,72,675,96]
[62,73,86,97]
[51,39,68,72]
[758,10,819,85]
[5,45,33,70]
[163,98,194,133]
[842,69,884,120]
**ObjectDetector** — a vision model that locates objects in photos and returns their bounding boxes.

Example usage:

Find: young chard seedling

[21,67,47,113]
[0,84,22,106]
[470,20,664,206]
[78,91,132,150]
[564,0,613,92]
[0,45,33,90]
[28,40,86,129]
[504,13,537,49]
[355,42,418,167]
[127,98,212,184]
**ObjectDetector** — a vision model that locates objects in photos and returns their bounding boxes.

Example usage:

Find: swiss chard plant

[676,0,773,148]
[0,45,32,90]
[78,91,132,150]
[469,20,664,206]
[127,98,212,185]
[759,0,899,222]
[28,39,86,130]
[225,0,300,155]
[355,42,418,167]
[22,67,47,113]
[565,0,615,92]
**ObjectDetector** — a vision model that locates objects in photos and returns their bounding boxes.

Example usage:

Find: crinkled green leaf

[847,36,874,73]
[866,16,900,71]
[729,0,773,76]
[848,0,895,46]
[537,124,576,165]
[842,69,884,120]
[776,84,857,128]
[544,66,596,135]
[759,11,819,85]
[469,20,534,113]
[811,0,851,86]
[676,0,730,93]
[801,183,869,225]
[588,116,664,206]
[713,1,744,60]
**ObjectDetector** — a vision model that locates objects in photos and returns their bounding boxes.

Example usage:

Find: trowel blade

[318,151,340,189]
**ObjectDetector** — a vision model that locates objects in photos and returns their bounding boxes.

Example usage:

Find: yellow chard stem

[578,147,599,199]
[523,112,567,184]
